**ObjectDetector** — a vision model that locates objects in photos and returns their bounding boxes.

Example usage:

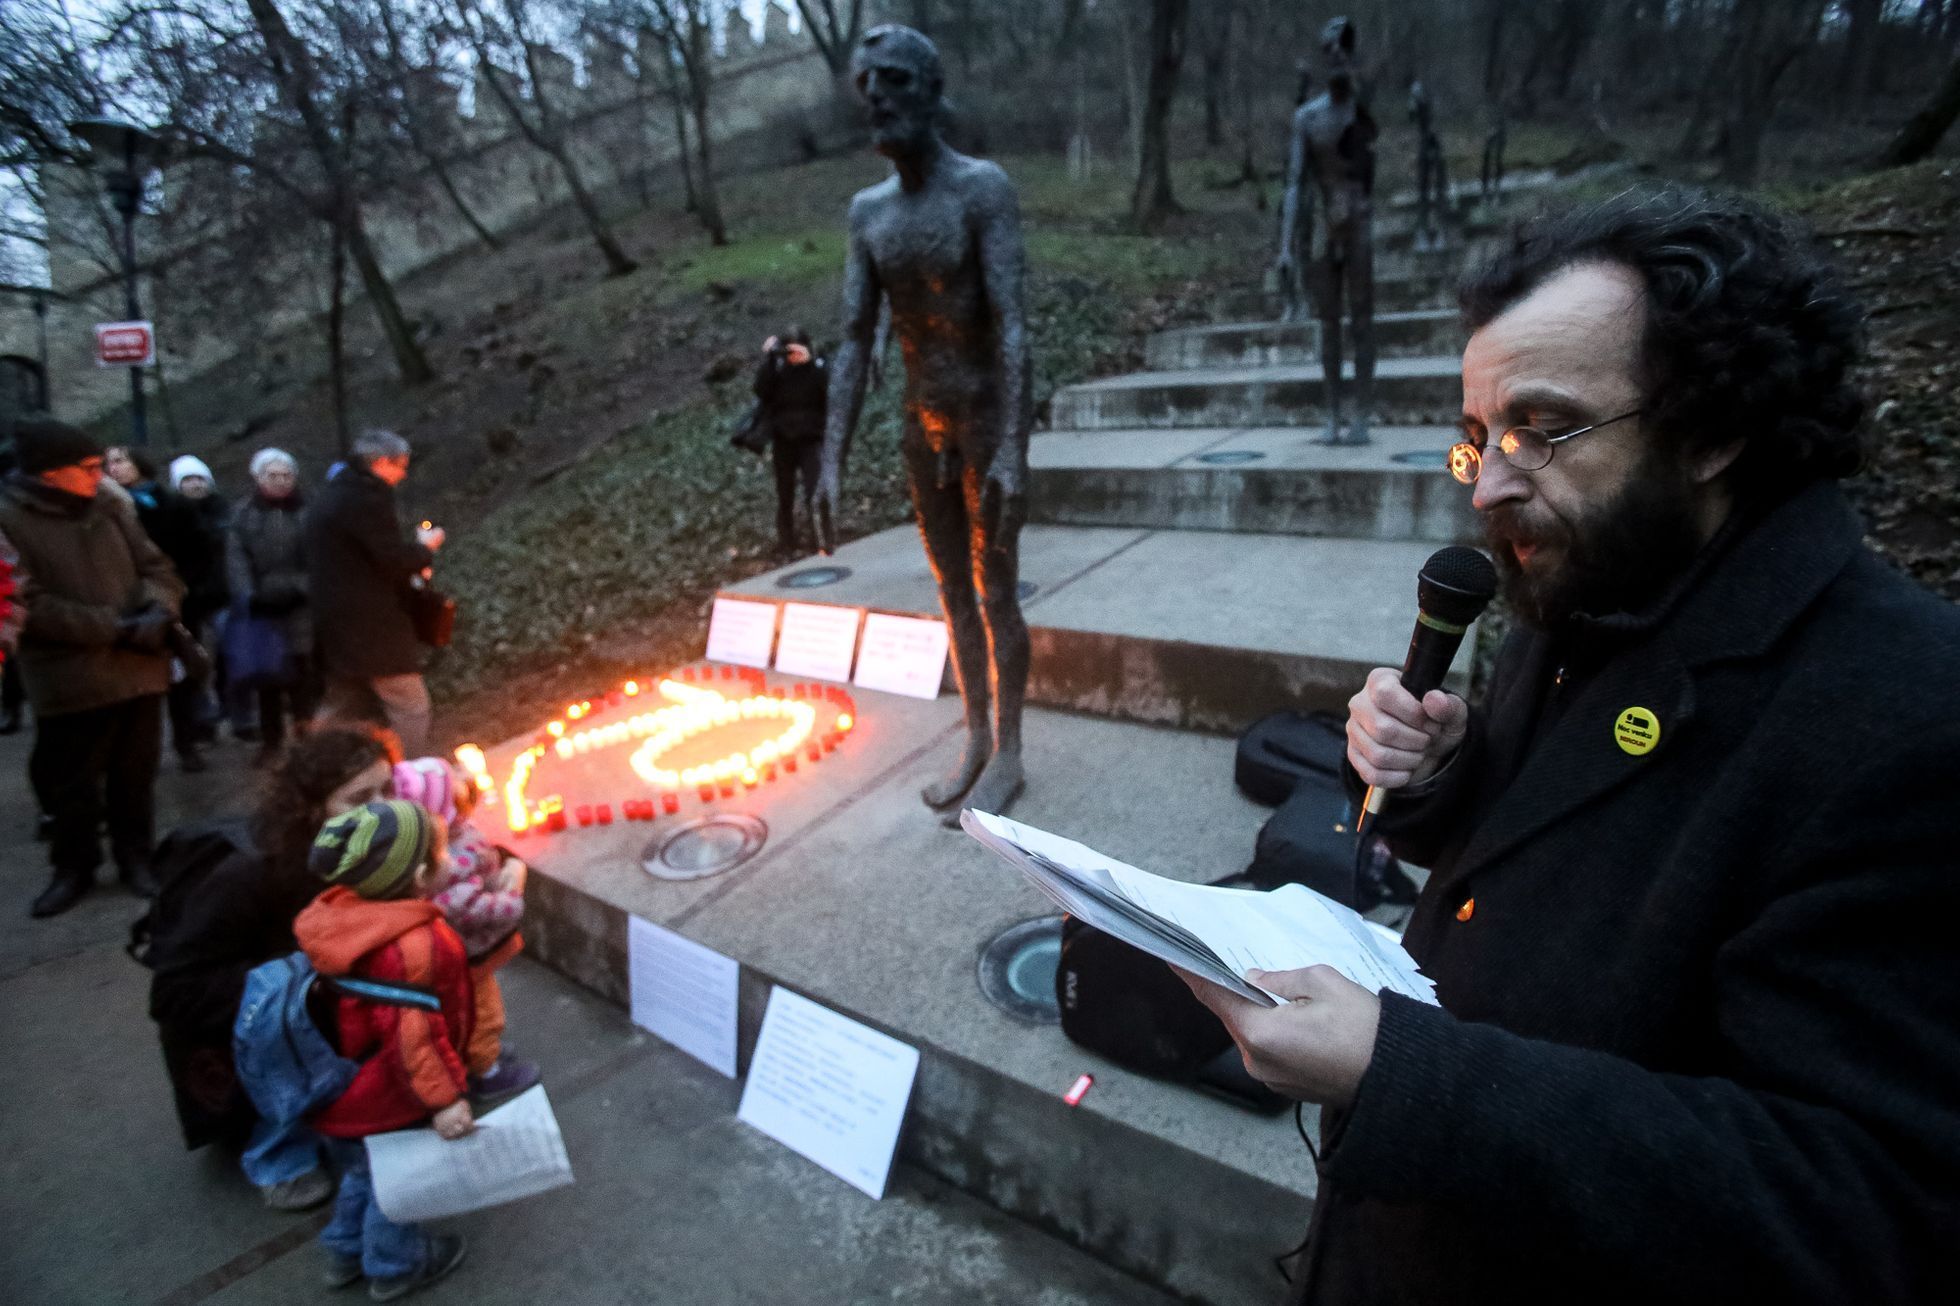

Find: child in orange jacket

[295,799,473,1300]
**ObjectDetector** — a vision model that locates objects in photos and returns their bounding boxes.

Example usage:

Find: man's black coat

[303,463,432,681]
[1297,483,1960,1305]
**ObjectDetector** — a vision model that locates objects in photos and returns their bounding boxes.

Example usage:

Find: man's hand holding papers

[1175,965,1380,1110]
[961,809,1434,1106]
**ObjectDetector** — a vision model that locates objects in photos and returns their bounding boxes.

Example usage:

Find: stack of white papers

[961,810,1438,1008]
[366,1086,575,1222]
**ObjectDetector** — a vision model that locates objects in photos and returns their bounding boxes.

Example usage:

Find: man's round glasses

[1447,408,1644,485]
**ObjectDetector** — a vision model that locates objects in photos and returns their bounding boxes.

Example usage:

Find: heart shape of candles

[454,671,856,836]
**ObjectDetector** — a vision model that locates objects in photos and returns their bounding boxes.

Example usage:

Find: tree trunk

[1199,3,1228,149]
[342,206,433,385]
[428,153,502,251]
[1878,50,1960,167]
[1718,0,1827,185]
[557,148,638,275]
[327,209,350,456]
[690,83,727,245]
[1129,0,1189,234]
[1481,0,1510,99]
[668,88,699,213]
[1839,0,1883,103]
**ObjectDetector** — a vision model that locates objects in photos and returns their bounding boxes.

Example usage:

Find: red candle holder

[661,792,680,815]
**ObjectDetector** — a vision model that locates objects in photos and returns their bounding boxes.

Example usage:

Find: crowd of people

[1,417,531,1297]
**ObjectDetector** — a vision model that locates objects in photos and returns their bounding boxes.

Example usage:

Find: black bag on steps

[1234,709,1347,806]
[1054,874,1287,1113]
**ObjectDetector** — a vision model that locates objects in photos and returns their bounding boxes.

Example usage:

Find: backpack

[1234,710,1348,806]
[127,822,249,968]
[232,952,441,1129]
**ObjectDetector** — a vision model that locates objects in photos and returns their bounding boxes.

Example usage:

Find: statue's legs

[1343,210,1376,446]
[1313,248,1347,445]
[905,439,995,811]
[950,454,1030,825]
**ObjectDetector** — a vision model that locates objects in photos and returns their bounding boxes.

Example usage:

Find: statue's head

[1320,17,1358,100]
[852,25,943,158]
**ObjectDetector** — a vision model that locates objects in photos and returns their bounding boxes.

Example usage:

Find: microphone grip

[1356,618,1468,838]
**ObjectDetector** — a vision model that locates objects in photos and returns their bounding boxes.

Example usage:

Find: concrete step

[486,688,1326,1305]
[1050,356,1462,432]
[1029,425,1476,544]
[719,523,1468,732]
[1217,267,1457,319]
[1144,310,1463,370]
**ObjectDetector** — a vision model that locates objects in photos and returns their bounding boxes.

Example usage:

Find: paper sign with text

[628,917,739,1078]
[704,597,778,668]
[774,602,861,683]
[737,987,920,1199]
[852,613,949,700]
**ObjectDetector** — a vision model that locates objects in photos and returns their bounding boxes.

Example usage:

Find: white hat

[250,447,297,479]
[169,455,214,490]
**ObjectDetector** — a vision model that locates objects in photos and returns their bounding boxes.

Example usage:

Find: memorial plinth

[1049,356,1465,432]
[1030,424,1479,543]
[500,669,1319,1306]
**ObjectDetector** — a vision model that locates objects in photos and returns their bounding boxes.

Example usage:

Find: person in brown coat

[0,419,186,917]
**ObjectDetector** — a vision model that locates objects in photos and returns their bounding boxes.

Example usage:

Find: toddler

[392,758,537,1102]
[295,799,475,1299]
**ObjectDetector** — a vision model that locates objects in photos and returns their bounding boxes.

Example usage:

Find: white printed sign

[852,612,949,700]
[774,602,861,683]
[704,597,778,668]
[627,917,740,1078]
[737,987,920,1199]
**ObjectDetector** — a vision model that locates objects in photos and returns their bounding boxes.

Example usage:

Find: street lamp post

[68,118,158,446]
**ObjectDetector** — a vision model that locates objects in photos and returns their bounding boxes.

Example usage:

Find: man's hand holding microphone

[1346,668,1468,793]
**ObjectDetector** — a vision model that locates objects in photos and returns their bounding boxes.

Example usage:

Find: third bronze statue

[1274,17,1379,447]
[818,24,1033,825]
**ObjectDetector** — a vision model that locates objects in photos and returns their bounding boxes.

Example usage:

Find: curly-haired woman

[144,724,399,1210]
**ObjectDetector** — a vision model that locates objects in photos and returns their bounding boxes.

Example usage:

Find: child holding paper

[294,799,475,1300]
[391,757,536,1104]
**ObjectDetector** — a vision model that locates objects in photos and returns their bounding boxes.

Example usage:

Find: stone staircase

[500,206,1488,1304]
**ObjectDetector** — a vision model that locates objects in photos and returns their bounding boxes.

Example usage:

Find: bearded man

[1182,190,1960,1303]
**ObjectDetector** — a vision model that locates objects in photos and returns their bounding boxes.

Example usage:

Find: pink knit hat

[392,757,460,826]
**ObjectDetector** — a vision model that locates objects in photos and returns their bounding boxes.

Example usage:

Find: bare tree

[794,1,867,79]
[371,4,502,252]
[642,1,728,245]
[451,0,638,275]
[1878,49,1960,168]
[1129,0,1189,233]
[1716,0,1829,185]
[240,0,435,383]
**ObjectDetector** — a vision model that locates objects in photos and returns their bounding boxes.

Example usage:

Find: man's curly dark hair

[1459,186,1866,498]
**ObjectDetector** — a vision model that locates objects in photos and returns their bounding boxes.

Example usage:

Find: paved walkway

[0,724,1172,1305]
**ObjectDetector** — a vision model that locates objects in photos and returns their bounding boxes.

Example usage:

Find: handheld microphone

[1356,545,1498,837]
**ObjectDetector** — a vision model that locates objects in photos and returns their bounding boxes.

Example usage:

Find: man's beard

[1483,453,1707,629]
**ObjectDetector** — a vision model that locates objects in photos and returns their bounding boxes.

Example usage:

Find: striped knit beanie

[309,799,435,900]
[393,758,459,826]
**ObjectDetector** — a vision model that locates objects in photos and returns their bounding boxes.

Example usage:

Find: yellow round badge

[1614,706,1661,756]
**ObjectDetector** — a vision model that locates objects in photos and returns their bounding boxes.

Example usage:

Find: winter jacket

[126,480,215,619]
[146,830,326,1146]
[303,462,432,681]
[431,821,525,960]
[293,887,473,1138]
[753,352,828,444]
[1295,483,1960,1306]
[227,491,313,658]
[0,472,183,716]
[0,528,21,656]
[178,494,231,625]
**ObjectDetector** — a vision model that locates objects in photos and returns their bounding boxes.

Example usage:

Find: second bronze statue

[817,24,1033,825]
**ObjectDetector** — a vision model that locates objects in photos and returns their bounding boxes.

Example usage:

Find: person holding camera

[752,328,829,557]
[0,418,186,917]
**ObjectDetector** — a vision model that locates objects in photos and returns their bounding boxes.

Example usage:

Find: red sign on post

[95,321,155,368]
